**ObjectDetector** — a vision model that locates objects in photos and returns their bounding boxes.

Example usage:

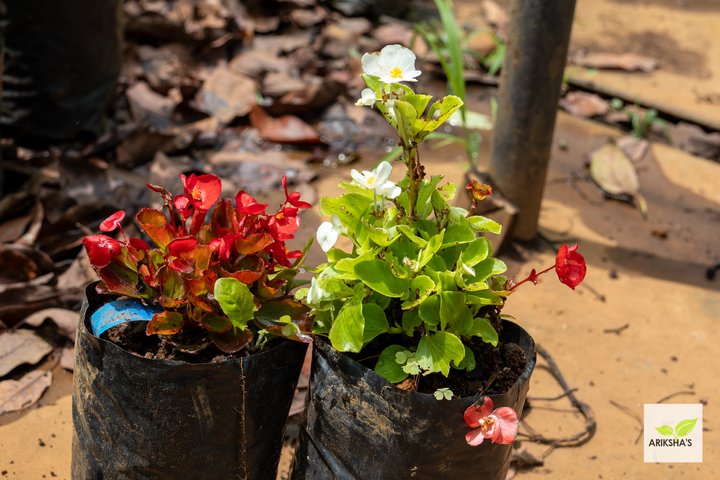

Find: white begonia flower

[316,215,342,252]
[355,88,377,107]
[351,161,396,196]
[307,277,331,305]
[378,180,401,199]
[361,44,421,84]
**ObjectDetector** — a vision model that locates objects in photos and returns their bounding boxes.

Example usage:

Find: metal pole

[489,0,576,240]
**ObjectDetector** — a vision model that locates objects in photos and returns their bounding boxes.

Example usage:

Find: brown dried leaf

[60,347,74,371]
[126,81,178,130]
[289,7,326,28]
[573,52,658,72]
[249,107,321,144]
[560,92,609,118]
[0,369,52,414]
[0,192,41,244]
[372,23,427,56]
[0,330,54,377]
[481,1,509,35]
[229,49,290,79]
[198,66,257,123]
[617,135,650,163]
[590,142,640,195]
[22,308,78,342]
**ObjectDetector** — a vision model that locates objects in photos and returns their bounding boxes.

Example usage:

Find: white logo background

[644,403,703,463]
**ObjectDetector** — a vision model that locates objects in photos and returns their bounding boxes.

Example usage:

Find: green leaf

[468,215,502,234]
[215,278,257,330]
[441,222,475,248]
[418,294,441,328]
[397,225,428,247]
[320,194,372,234]
[354,259,410,298]
[328,296,364,353]
[416,95,464,140]
[434,388,454,401]
[470,258,508,282]
[465,290,504,306]
[393,100,420,143]
[460,237,490,267]
[416,331,466,377]
[463,317,499,346]
[402,309,422,335]
[404,93,433,118]
[362,304,389,344]
[416,176,443,218]
[655,425,674,437]
[375,345,409,383]
[674,418,698,437]
[417,231,445,270]
[439,291,467,330]
[200,313,232,333]
[402,275,436,309]
[454,346,476,372]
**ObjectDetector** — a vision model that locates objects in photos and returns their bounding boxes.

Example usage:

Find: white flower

[377,180,401,199]
[351,161,401,199]
[355,88,377,106]
[316,215,342,252]
[361,44,421,84]
[307,277,331,305]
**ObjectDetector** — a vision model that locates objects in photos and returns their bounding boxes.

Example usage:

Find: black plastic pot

[72,284,307,480]
[291,321,535,480]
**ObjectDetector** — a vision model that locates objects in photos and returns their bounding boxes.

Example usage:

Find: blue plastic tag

[90,299,164,337]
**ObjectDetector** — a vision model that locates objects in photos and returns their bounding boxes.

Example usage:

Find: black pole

[489,0,577,240]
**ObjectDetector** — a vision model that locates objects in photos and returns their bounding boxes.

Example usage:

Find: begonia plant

[299,44,587,446]
[83,174,313,353]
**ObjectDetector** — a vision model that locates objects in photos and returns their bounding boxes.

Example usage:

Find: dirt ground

[2,0,720,479]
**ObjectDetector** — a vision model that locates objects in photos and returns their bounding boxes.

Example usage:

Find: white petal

[373,161,393,186]
[355,88,377,106]
[361,52,381,76]
[379,181,401,199]
[317,221,340,252]
[350,169,370,187]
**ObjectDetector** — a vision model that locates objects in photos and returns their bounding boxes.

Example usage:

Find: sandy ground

[2,0,720,478]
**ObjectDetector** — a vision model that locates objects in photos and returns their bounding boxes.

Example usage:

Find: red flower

[181,174,222,211]
[555,244,587,290]
[283,176,312,209]
[99,210,126,233]
[174,195,193,220]
[83,235,123,268]
[236,191,268,216]
[464,397,518,446]
[267,207,299,240]
[128,237,151,251]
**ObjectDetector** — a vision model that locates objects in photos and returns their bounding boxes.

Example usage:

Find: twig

[609,399,644,444]
[527,388,578,402]
[603,323,629,335]
[657,390,695,404]
[519,344,596,447]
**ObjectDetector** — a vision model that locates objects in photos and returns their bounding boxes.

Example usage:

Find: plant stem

[403,141,421,220]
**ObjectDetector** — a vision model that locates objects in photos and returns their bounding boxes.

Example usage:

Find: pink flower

[99,210,126,233]
[464,397,518,446]
[555,244,587,290]
[181,174,222,211]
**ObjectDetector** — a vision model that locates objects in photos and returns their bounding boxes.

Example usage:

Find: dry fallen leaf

[560,91,609,118]
[616,135,650,163]
[22,308,79,342]
[60,347,74,371]
[572,52,658,73]
[126,81,178,130]
[249,107,321,144]
[590,141,647,216]
[0,370,53,415]
[198,66,257,123]
[0,329,54,377]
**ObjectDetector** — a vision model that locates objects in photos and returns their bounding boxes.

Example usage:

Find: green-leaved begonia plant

[297,44,511,384]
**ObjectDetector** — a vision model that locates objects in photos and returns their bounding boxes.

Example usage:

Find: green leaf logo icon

[655,425,674,436]
[674,418,697,437]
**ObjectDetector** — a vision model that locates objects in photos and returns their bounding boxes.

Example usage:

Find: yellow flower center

[367,175,375,184]
[389,67,404,79]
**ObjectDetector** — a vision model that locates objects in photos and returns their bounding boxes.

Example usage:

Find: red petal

[464,397,494,428]
[489,407,519,444]
[555,244,587,290]
[99,210,126,233]
[183,174,222,210]
[129,237,151,250]
[174,195,193,219]
[465,428,486,446]
[83,235,121,268]
[236,192,268,215]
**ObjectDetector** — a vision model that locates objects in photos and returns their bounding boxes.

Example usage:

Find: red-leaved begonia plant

[83,174,313,353]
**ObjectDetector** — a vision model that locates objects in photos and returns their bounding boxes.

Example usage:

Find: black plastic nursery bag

[291,321,535,480]
[72,284,307,480]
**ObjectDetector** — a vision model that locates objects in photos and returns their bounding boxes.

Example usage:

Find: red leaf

[210,328,253,353]
[234,232,275,255]
[146,311,184,335]
[99,210,126,233]
[136,208,177,249]
[168,236,199,256]
[200,313,232,333]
